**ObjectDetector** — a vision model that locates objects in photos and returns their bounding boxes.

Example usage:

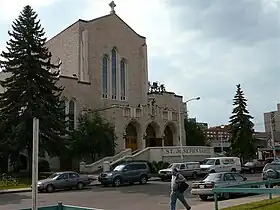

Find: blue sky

[1,0,280,131]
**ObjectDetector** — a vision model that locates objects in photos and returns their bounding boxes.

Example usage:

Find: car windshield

[203,159,216,165]
[204,173,222,182]
[113,165,125,171]
[48,173,61,179]
[264,164,280,171]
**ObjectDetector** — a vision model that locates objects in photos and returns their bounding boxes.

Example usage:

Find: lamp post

[178,97,200,161]
[270,112,277,160]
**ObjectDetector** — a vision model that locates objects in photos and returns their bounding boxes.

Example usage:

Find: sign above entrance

[163,147,213,156]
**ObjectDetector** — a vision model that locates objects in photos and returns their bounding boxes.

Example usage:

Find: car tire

[77,182,84,190]
[113,177,121,187]
[222,192,230,200]
[199,195,208,201]
[192,172,198,179]
[46,184,54,193]
[231,168,236,172]
[139,175,148,184]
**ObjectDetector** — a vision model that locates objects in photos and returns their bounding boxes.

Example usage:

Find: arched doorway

[163,123,176,146]
[125,122,138,151]
[145,122,161,147]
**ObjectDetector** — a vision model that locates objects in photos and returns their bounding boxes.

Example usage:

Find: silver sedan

[36,171,93,193]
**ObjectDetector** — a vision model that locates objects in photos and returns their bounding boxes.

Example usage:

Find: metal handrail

[212,178,280,210]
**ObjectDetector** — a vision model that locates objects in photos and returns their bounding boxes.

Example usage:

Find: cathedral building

[44,2,186,155]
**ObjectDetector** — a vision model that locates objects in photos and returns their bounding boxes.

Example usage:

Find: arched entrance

[125,122,138,151]
[163,123,176,146]
[145,122,161,147]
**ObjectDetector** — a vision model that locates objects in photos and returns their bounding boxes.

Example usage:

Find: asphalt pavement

[0,173,263,210]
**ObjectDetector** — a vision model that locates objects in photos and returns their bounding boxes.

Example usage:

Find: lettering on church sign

[163,147,211,156]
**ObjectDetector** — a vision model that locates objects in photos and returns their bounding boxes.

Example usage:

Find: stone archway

[163,123,177,146]
[145,122,161,147]
[125,121,139,151]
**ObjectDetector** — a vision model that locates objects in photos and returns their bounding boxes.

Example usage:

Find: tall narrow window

[69,100,75,131]
[111,48,117,99]
[102,56,108,98]
[60,100,66,135]
[120,59,126,100]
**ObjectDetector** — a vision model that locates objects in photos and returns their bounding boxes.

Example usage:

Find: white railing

[79,148,132,173]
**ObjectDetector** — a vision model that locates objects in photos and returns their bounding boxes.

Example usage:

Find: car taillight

[205,183,214,188]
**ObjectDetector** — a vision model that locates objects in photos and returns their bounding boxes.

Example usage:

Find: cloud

[82,0,280,130]
[0,0,279,130]
[0,0,59,21]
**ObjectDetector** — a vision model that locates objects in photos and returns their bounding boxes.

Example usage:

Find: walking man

[170,167,191,210]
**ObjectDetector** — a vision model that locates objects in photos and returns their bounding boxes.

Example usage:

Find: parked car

[98,161,151,187]
[200,157,241,174]
[242,159,273,174]
[158,162,201,181]
[36,171,93,193]
[262,161,280,188]
[191,172,251,201]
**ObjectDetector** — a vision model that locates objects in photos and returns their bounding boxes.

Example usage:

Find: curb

[0,188,31,194]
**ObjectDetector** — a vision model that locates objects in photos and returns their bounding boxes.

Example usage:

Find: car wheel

[140,175,148,184]
[46,184,54,193]
[113,177,121,187]
[192,172,198,179]
[222,192,230,200]
[77,182,84,190]
[250,168,255,174]
[199,195,208,201]
[231,168,236,172]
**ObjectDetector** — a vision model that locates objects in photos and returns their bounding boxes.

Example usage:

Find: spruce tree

[0,5,67,174]
[229,84,256,162]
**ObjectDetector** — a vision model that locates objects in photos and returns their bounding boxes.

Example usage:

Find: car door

[223,173,236,187]
[232,173,247,186]
[215,159,222,172]
[55,173,69,189]
[179,164,187,177]
[69,172,80,187]
[122,165,134,182]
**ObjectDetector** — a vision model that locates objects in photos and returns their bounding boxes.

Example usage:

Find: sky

[0,0,280,131]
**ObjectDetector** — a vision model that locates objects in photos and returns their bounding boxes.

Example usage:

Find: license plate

[199,185,205,189]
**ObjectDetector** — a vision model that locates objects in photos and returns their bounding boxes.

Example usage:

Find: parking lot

[0,173,262,210]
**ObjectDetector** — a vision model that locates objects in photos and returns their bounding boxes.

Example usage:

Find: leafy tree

[229,84,256,162]
[0,5,67,174]
[70,112,117,162]
[184,119,207,146]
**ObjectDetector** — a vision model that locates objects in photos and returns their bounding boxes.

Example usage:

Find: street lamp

[270,112,278,160]
[178,97,200,161]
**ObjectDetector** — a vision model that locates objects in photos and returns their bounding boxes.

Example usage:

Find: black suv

[262,161,280,188]
[98,162,151,187]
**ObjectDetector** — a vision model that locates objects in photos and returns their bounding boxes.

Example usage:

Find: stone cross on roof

[109,1,116,14]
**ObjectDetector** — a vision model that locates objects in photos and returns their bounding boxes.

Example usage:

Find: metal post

[32,118,39,210]
[270,117,276,160]
[178,103,183,161]
[214,193,218,210]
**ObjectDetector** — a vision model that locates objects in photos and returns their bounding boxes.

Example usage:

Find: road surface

[0,173,262,210]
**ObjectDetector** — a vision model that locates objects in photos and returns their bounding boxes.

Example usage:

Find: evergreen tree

[229,84,256,162]
[0,5,67,174]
